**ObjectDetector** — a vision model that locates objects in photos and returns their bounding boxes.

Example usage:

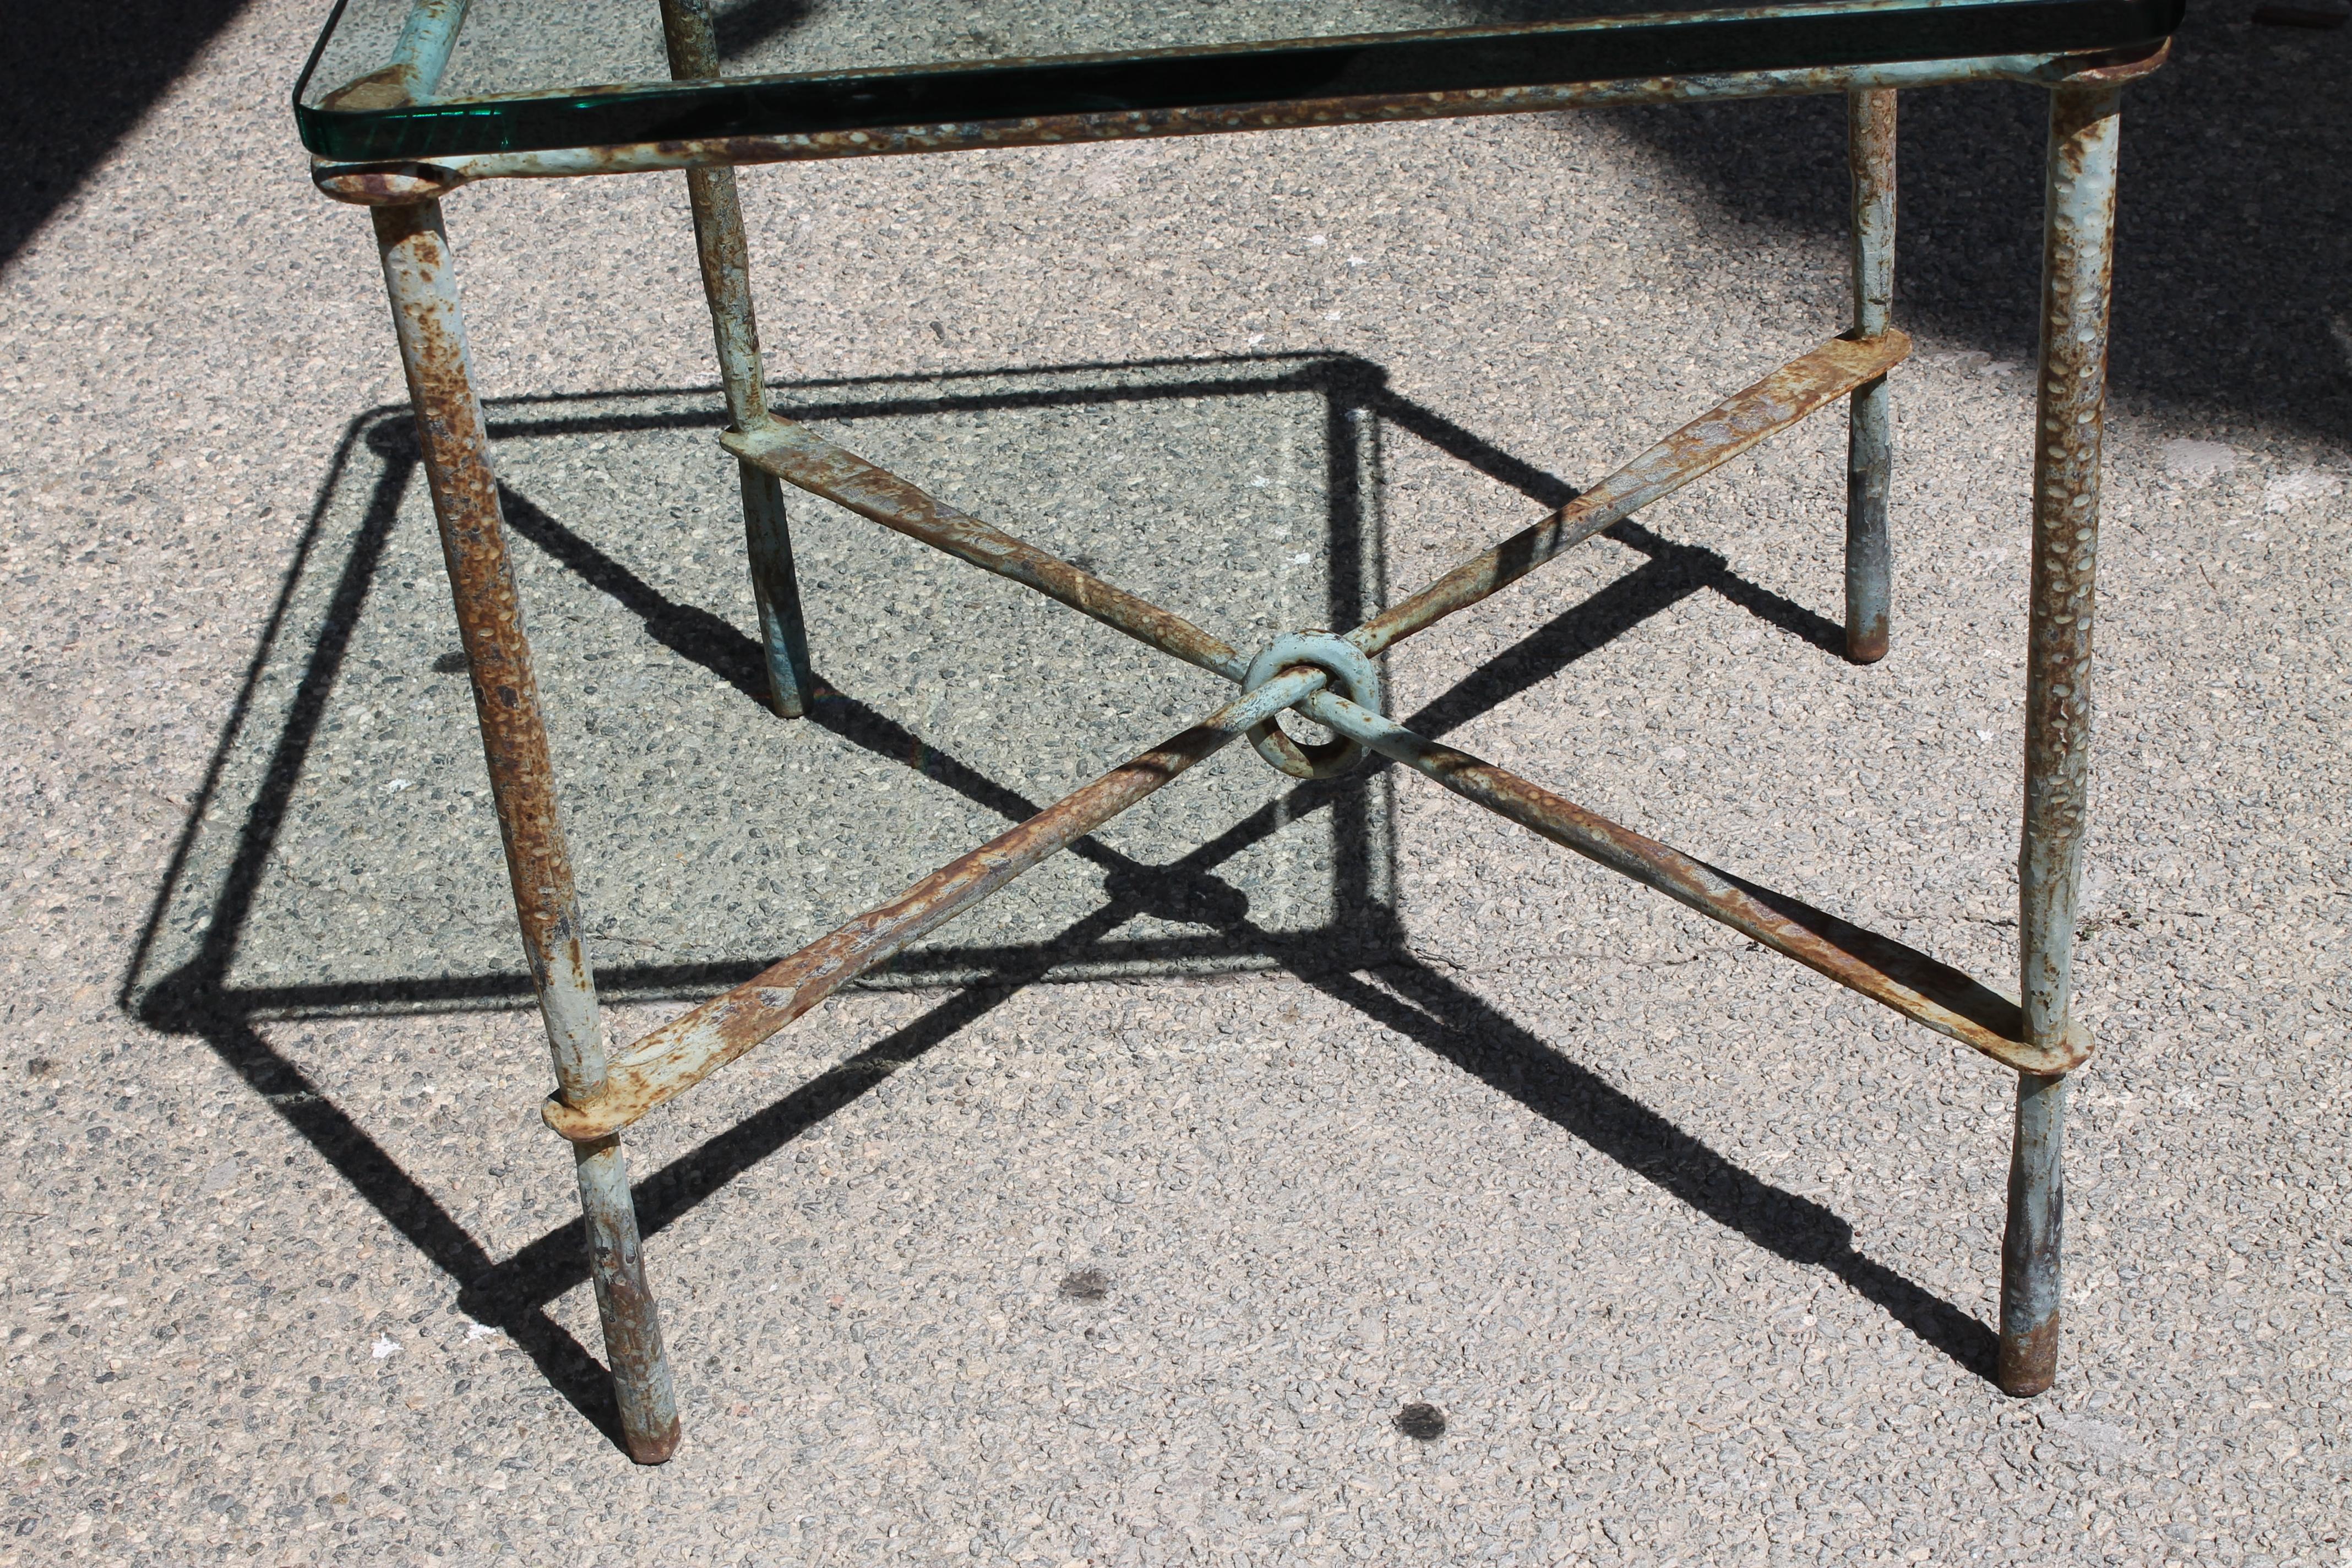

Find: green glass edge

[295,0,2183,164]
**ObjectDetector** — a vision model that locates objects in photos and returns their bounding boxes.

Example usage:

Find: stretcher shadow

[126,352,1986,1458]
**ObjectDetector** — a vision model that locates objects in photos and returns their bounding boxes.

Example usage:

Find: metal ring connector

[1241,631,1384,780]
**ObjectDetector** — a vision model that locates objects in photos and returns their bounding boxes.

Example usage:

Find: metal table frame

[303,0,2174,1463]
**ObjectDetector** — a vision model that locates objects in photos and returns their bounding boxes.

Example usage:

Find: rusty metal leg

[736,452,813,717]
[573,1134,678,1447]
[1844,88,1896,663]
[2001,80,2121,1398]
[1999,1071,2068,1393]
[663,0,814,718]
[372,199,682,1461]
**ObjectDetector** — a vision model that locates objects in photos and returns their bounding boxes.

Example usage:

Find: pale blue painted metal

[1242,631,1386,781]
[386,0,467,100]
[1845,87,1896,663]
[2001,1072,2070,1393]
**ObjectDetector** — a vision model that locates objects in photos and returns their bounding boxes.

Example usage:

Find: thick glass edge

[295,0,2185,163]
[291,0,358,126]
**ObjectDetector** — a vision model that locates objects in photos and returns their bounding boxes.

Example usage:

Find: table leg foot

[741,458,814,718]
[575,1134,682,1462]
[1997,1071,2066,1397]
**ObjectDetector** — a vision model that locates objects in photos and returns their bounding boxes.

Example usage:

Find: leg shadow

[1266,941,2000,1380]
[130,345,2007,1457]
[138,976,637,1449]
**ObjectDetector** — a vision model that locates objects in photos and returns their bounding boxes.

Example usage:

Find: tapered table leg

[2001,79,2122,1399]
[372,199,682,1461]
[662,0,816,718]
[1844,87,1896,664]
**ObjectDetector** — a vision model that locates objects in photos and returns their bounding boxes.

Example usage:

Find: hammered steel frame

[311,0,2170,1461]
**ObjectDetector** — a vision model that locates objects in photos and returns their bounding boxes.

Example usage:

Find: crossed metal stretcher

[536,329,2086,1151]
[316,0,2171,1463]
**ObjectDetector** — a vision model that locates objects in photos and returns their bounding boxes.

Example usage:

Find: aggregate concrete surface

[3,3,2349,1564]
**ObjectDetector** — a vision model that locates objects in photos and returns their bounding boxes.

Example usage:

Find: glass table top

[296,0,2183,164]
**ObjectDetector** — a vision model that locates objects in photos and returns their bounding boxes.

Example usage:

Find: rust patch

[1423,745,2091,1073]
[2018,83,2120,1047]
[316,162,466,203]
[1998,1311,2061,1396]
[320,67,415,112]
[2059,37,2171,85]
[372,200,609,1098]
[1845,613,1891,663]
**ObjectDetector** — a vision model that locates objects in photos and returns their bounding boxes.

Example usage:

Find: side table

[295,0,2181,1462]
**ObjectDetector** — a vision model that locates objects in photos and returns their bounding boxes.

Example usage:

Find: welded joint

[2052,36,2170,87]
[316,160,470,204]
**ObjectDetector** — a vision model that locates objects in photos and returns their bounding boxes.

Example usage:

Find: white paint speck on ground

[2263,466,2342,512]
[2160,437,2240,478]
